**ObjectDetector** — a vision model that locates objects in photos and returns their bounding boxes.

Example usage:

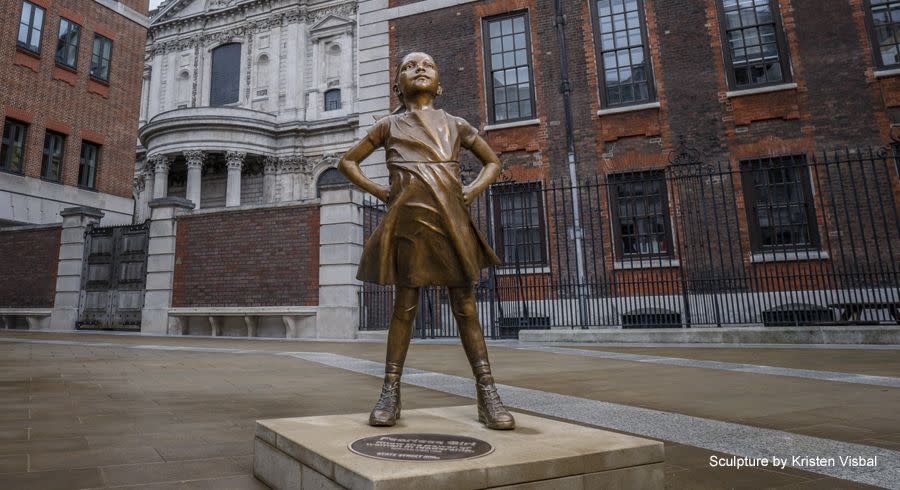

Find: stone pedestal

[253,405,664,490]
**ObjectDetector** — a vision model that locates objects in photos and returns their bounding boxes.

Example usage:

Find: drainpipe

[554,0,589,327]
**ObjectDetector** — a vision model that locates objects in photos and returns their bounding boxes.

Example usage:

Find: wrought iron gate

[77,223,150,330]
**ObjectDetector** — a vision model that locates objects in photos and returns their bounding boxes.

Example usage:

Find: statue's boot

[369,373,401,426]
[472,362,515,430]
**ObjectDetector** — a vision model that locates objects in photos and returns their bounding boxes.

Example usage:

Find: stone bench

[0,308,52,330]
[168,307,317,338]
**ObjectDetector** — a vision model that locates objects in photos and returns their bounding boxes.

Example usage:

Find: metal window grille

[1,120,27,174]
[79,142,99,189]
[210,43,241,106]
[41,131,65,182]
[324,89,341,111]
[493,182,546,266]
[869,0,900,67]
[91,35,113,82]
[55,18,81,69]
[17,1,44,54]
[741,155,819,251]
[483,12,535,123]
[592,0,655,107]
[719,0,789,89]
[608,170,672,258]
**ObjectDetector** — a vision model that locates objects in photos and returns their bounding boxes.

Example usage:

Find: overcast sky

[149,0,163,9]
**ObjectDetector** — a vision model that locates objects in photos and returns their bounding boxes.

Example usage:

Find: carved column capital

[225,151,246,170]
[148,154,171,173]
[133,174,146,192]
[184,150,206,169]
[264,155,280,174]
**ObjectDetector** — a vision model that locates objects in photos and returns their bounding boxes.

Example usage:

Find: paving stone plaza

[0,331,897,489]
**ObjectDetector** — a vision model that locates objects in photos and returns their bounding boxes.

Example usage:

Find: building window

[741,155,819,252]
[717,0,791,89]
[492,182,546,265]
[324,89,341,111]
[483,12,536,123]
[1,120,28,174]
[607,170,673,259]
[41,131,65,182]
[868,0,900,68]
[91,35,113,82]
[316,167,350,197]
[210,43,241,106]
[55,18,81,69]
[591,0,655,107]
[79,142,99,189]
[17,1,44,54]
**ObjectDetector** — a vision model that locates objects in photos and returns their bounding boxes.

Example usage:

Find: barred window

[483,12,536,123]
[868,0,900,67]
[79,141,99,189]
[210,43,241,106]
[91,35,113,82]
[1,120,28,174]
[17,1,44,54]
[324,89,341,111]
[718,0,791,89]
[608,170,672,259]
[42,131,65,182]
[741,155,819,251]
[492,182,546,266]
[56,18,81,69]
[591,0,655,107]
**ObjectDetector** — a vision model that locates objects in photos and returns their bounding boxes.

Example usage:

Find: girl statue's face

[396,53,441,99]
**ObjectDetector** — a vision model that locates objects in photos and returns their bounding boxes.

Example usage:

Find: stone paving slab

[0,333,895,489]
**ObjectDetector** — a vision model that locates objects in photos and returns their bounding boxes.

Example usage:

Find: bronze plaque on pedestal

[349,433,494,462]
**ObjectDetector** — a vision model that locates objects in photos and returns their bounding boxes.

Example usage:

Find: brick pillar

[317,187,364,339]
[141,197,194,335]
[225,151,245,207]
[184,150,205,210]
[49,207,104,330]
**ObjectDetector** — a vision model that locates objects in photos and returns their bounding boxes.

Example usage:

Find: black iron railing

[359,147,900,337]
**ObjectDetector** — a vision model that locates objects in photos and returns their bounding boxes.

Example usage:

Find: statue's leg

[370,285,419,426]
[449,287,515,430]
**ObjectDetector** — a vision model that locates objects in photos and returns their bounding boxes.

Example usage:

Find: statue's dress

[358,109,500,287]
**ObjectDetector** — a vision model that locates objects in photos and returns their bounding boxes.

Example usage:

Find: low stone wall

[0,225,61,308]
[172,203,320,307]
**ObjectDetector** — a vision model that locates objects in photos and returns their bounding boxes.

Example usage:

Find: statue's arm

[339,138,390,202]
[462,135,502,205]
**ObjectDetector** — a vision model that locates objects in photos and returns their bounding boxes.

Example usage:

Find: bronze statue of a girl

[339,52,515,430]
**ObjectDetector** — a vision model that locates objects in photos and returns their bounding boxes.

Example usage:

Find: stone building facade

[136,0,359,220]
[0,0,148,225]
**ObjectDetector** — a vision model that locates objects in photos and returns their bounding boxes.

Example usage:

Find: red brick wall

[0,0,147,199]
[173,205,320,307]
[0,226,61,308]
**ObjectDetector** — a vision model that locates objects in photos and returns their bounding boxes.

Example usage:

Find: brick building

[356,0,900,331]
[0,0,148,225]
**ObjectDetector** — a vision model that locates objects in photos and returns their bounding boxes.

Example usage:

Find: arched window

[256,53,270,89]
[210,43,241,106]
[316,167,349,197]
[324,89,341,111]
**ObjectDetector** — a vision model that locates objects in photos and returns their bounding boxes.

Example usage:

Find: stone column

[317,188,364,339]
[132,174,147,223]
[262,156,280,203]
[49,207,105,330]
[150,154,171,199]
[141,197,195,335]
[225,151,245,207]
[184,150,205,210]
